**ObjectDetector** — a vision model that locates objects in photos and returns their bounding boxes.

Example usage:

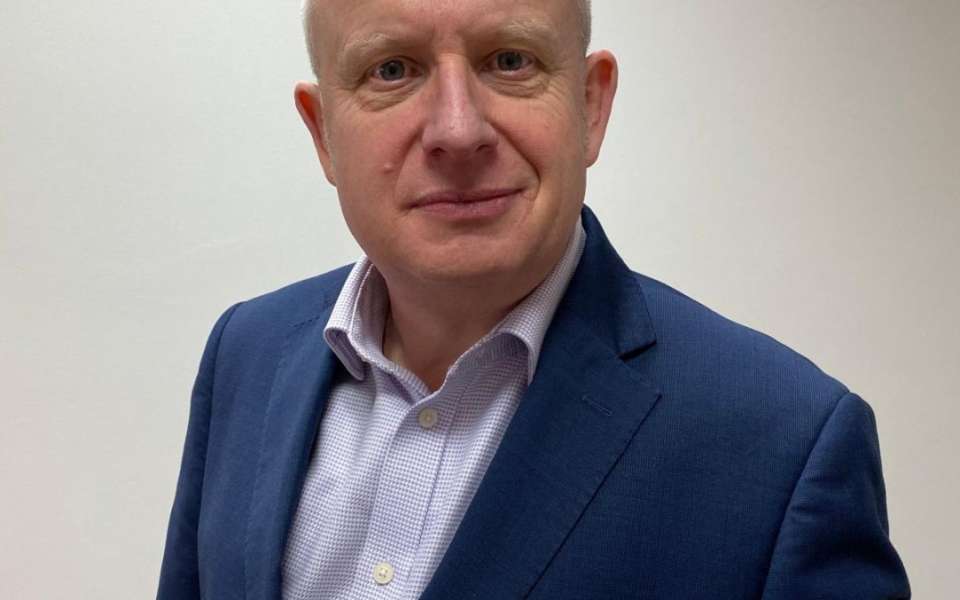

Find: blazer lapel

[421,206,661,599]
[244,308,341,599]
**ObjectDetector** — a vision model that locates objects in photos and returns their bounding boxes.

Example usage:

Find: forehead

[315,0,580,56]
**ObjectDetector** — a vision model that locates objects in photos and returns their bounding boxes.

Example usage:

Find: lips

[411,188,523,220]
[413,188,522,207]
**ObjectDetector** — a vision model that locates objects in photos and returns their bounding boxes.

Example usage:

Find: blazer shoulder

[633,272,851,418]
[203,265,353,366]
[230,264,353,328]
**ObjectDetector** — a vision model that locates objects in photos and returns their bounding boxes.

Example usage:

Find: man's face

[297,0,616,290]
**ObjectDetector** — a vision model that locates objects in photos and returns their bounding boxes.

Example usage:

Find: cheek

[329,123,413,228]
[328,97,416,174]
[326,109,421,258]
[332,123,403,187]
[498,88,586,171]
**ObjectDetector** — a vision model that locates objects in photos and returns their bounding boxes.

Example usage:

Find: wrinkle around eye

[485,74,551,98]
[480,55,549,96]
[482,50,543,82]
[353,82,421,112]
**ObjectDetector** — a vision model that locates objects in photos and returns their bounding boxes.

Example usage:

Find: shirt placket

[349,365,470,599]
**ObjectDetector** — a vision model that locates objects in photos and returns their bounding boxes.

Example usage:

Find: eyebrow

[333,31,417,83]
[335,17,564,79]
[336,30,423,75]
[340,32,408,65]
[493,19,561,52]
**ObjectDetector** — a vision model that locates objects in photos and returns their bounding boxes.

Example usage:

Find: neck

[380,278,528,392]
[377,218,581,391]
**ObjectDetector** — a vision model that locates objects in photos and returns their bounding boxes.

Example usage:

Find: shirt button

[373,561,395,585]
[418,407,439,429]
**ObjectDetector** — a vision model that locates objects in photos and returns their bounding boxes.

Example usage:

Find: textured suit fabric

[158,205,909,599]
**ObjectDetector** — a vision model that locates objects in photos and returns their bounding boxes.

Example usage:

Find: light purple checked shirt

[281,217,586,600]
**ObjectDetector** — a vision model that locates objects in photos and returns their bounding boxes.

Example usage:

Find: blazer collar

[555,204,657,358]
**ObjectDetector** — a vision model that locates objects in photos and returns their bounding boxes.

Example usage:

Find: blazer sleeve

[760,392,911,599]
[157,303,241,600]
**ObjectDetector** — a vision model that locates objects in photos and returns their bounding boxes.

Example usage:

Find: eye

[492,50,534,72]
[373,59,410,82]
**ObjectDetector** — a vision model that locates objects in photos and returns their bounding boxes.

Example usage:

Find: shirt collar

[324,216,586,385]
[490,218,585,382]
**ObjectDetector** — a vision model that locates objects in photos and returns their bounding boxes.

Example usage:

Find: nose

[421,60,498,160]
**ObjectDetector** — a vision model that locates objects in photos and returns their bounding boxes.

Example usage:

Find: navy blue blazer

[158,206,909,599]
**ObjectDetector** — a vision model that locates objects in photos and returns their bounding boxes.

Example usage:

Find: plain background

[2,1,957,597]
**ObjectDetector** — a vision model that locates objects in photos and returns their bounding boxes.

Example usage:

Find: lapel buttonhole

[582,394,613,417]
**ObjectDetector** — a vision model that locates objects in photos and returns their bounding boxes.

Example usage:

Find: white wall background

[2,1,957,597]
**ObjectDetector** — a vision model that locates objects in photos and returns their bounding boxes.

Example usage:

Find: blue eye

[495,51,530,71]
[376,59,407,81]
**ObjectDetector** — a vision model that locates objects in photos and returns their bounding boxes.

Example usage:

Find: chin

[409,249,527,286]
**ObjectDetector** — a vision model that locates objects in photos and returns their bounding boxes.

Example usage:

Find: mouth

[411,188,523,220]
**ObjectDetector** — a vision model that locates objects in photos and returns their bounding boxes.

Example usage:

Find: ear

[582,50,618,167]
[294,81,337,186]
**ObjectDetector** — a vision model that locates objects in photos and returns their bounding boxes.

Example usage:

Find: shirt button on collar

[418,407,439,429]
[373,561,395,585]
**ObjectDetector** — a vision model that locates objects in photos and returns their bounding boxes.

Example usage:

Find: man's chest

[280,354,526,600]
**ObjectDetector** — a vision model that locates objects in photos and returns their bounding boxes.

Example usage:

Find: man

[158,0,910,598]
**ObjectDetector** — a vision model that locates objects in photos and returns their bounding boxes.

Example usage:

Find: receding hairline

[300,0,592,79]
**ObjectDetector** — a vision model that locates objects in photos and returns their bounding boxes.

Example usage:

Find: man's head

[294,0,617,297]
